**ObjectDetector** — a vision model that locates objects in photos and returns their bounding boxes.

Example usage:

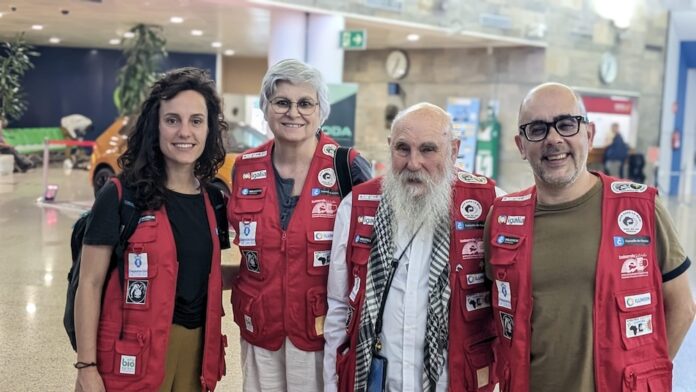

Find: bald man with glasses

[484,82,695,391]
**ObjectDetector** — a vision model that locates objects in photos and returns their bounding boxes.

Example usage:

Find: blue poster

[447,97,480,173]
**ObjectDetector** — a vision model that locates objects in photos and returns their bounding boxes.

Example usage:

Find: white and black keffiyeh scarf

[353,200,451,392]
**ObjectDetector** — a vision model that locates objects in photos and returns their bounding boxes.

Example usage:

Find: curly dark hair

[118,67,227,210]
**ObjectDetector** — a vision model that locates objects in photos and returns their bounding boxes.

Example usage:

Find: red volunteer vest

[488,173,671,392]
[336,173,497,392]
[97,189,226,391]
[228,133,357,351]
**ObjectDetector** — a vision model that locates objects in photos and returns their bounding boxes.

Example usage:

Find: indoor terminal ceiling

[0,0,540,57]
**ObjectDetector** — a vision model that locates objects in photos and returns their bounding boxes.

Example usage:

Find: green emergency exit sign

[340,30,367,50]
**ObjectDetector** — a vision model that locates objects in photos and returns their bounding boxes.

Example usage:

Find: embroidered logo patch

[466,292,491,311]
[618,210,643,235]
[496,280,512,309]
[119,355,136,375]
[313,250,331,267]
[461,238,484,260]
[611,182,647,193]
[458,172,488,184]
[466,273,485,286]
[357,215,375,226]
[500,312,514,339]
[614,236,651,247]
[126,280,147,304]
[460,199,483,221]
[620,254,649,279]
[241,151,267,160]
[314,231,333,241]
[626,314,653,338]
[357,194,381,201]
[322,144,337,157]
[625,292,651,309]
[318,168,337,187]
[242,170,267,180]
[243,250,260,273]
[501,194,532,202]
[311,200,337,218]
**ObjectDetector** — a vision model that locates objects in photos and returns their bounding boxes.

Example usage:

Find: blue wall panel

[14,46,216,140]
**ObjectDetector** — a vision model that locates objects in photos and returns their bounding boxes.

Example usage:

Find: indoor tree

[114,23,167,117]
[0,34,39,132]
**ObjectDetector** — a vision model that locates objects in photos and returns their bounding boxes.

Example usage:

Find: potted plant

[91,24,166,192]
[0,34,39,134]
[114,23,167,118]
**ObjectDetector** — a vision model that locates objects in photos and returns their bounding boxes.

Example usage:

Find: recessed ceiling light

[0,13,4,18]
[109,39,121,45]
[123,32,135,38]
[211,42,222,48]
[170,16,184,23]
[32,25,44,30]
[191,29,203,36]
[49,37,61,44]
[406,33,420,42]
[224,49,235,56]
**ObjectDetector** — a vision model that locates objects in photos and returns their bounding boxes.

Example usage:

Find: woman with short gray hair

[226,59,371,391]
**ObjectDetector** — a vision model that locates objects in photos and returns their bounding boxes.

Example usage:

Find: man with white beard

[323,103,501,392]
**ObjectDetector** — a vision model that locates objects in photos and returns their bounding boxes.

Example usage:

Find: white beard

[381,163,455,236]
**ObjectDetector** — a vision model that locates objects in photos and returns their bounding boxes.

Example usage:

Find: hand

[74,367,105,392]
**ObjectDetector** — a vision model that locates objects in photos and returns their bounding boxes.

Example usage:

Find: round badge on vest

[617,210,643,235]
[460,199,483,221]
[318,168,337,187]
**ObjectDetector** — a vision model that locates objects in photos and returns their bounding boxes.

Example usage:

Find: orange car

[89,117,268,195]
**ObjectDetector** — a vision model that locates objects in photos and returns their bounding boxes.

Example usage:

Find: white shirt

[323,193,448,392]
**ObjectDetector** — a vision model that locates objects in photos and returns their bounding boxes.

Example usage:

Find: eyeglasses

[518,115,587,142]
[269,98,319,116]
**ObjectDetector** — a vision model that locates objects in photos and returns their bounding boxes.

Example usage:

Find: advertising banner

[322,83,358,146]
[447,97,480,173]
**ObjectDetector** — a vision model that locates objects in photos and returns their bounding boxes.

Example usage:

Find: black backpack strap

[206,184,231,249]
[334,146,354,199]
[108,179,141,300]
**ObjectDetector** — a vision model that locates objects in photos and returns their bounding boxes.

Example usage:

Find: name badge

[128,253,148,278]
[238,222,257,247]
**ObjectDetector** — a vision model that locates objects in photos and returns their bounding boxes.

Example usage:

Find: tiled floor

[0,167,694,390]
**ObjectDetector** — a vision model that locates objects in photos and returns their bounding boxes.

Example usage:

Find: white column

[268,9,307,67]
[306,14,345,84]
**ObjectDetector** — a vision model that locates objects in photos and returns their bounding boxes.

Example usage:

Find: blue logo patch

[242,188,249,196]
[496,235,505,244]
[455,221,465,231]
[312,188,321,197]
[614,236,625,247]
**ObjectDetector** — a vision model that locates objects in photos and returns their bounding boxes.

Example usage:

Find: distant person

[0,127,34,172]
[225,59,371,392]
[74,68,229,391]
[603,122,629,177]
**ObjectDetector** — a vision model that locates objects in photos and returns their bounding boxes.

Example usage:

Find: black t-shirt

[84,182,212,329]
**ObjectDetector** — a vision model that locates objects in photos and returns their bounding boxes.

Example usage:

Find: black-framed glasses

[269,97,318,116]
[518,115,587,142]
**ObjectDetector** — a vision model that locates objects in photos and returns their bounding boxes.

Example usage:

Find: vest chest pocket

[489,234,524,314]
[306,231,333,276]
[112,327,151,379]
[96,321,120,374]
[231,283,265,339]
[231,187,267,248]
[463,341,496,391]
[622,358,672,392]
[615,289,659,350]
[306,286,328,339]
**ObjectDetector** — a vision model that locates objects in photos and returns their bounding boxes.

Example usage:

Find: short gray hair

[259,59,331,124]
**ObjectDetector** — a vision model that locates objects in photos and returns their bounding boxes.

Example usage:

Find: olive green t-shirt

[485,178,688,391]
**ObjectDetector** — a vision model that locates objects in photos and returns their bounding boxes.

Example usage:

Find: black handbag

[366,226,421,392]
